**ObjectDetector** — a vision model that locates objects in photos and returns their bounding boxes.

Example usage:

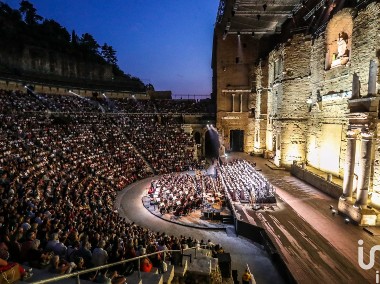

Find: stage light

[237,31,241,37]
[331,209,337,215]
[263,4,267,11]
[257,14,261,21]
[344,218,350,224]
[251,31,255,37]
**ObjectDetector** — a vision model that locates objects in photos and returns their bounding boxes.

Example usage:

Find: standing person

[242,268,252,284]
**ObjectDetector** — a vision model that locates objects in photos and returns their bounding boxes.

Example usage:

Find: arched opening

[194,131,201,144]
[205,130,220,158]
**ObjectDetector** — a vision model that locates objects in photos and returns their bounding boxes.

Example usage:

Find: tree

[79,33,100,54]
[19,0,42,25]
[71,30,79,46]
[0,2,22,34]
[39,19,70,46]
[101,43,117,65]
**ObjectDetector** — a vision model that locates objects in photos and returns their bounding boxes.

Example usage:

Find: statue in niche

[331,31,349,68]
[337,32,349,59]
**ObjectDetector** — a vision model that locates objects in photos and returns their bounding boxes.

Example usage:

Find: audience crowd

[0,89,220,282]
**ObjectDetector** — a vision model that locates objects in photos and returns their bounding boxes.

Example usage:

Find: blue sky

[5,0,219,96]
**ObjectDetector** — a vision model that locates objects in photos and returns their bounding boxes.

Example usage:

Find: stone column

[352,72,360,99]
[355,131,373,206]
[368,60,377,96]
[256,90,262,118]
[232,93,235,112]
[342,131,357,199]
[240,94,243,112]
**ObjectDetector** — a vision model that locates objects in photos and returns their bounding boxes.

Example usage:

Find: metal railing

[31,245,210,284]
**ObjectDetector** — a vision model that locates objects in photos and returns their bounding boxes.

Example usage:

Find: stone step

[18,265,94,284]
[162,264,174,284]
[173,259,187,277]
[127,271,162,284]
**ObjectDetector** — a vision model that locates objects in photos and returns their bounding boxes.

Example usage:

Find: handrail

[31,245,210,284]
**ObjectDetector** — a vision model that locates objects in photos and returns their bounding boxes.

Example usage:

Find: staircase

[19,247,227,284]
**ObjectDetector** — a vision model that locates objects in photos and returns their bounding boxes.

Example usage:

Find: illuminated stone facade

[213,3,380,214]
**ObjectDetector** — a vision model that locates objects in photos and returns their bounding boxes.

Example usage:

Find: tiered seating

[154,99,212,113]
[0,89,223,283]
[114,114,197,174]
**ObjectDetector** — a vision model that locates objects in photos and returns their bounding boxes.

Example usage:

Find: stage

[118,153,380,283]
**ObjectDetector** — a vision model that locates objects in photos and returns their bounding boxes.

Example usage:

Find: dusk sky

[5,0,220,96]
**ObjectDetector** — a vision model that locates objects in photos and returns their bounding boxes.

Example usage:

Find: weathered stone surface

[214,2,380,205]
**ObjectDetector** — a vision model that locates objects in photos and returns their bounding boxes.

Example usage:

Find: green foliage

[101,43,117,65]
[79,33,100,54]
[19,0,42,25]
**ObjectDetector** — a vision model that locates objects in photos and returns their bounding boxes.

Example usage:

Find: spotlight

[251,31,255,37]
[257,14,261,21]
[323,0,328,8]
[237,31,241,37]
[302,0,306,7]
[331,209,337,215]
[345,218,350,224]
[24,85,28,89]
[263,4,267,11]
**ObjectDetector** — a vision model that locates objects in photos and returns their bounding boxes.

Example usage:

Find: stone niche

[324,9,354,70]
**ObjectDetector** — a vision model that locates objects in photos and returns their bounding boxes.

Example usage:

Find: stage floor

[117,153,380,283]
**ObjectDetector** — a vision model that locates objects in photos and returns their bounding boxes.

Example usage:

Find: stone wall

[291,164,343,199]
[0,78,147,99]
[0,45,113,81]
[214,1,380,207]
[267,34,312,167]
[350,3,380,97]
[215,28,261,152]
[253,60,268,154]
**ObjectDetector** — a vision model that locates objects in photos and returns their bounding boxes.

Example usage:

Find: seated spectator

[0,242,33,280]
[46,233,67,256]
[139,248,153,272]
[92,240,108,267]
[49,255,75,274]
